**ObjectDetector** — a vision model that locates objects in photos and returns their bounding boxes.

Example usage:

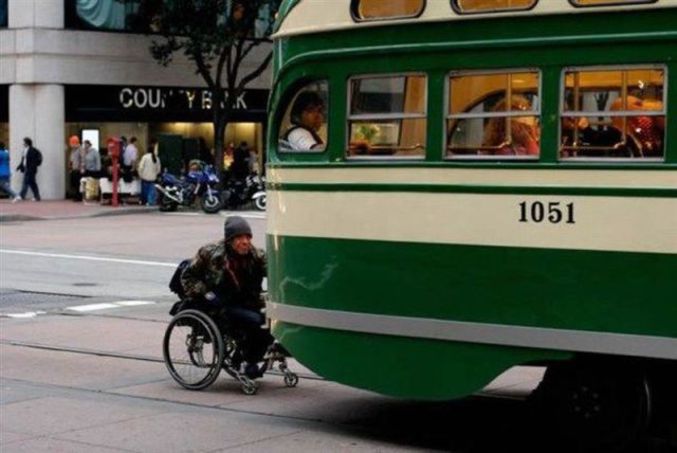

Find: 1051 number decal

[519,201,575,224]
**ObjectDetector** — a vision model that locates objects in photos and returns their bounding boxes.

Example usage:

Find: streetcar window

[278,81,328,153]
[560,67,665,160]
[351,0,425,21]
[452,0,536,14]
[570,0,656,7]
[446,70,540,159]
[347,74,426,159]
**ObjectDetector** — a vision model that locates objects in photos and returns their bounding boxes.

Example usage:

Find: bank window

[560,66,665,160]
[278,81,328,153]
[347,74,426,159]
[569,0,656,7]
[351,0,425,21]
[452,0,537,14]
[447,70,540,159]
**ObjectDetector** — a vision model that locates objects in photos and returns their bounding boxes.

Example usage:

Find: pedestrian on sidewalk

[67,135,84,201]
[16,137,42,201]
[0,142,21,202]
[137,144,161,205]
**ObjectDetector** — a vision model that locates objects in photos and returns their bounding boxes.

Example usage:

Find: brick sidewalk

[0,199,155,222]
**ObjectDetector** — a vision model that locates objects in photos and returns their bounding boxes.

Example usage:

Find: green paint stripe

[274,30,677,83]
[266,162,676,170]
[267,183,677,198]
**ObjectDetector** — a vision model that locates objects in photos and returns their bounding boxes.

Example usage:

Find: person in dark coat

[181,216,273,379]
[230,141,251,181]
[17,137,41,201]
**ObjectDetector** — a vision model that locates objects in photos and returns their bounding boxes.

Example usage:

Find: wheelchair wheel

[163,309,224,390]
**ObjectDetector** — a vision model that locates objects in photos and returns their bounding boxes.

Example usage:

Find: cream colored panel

[268,167,677,189]
[275,0,677,38]
[268,190,677,254]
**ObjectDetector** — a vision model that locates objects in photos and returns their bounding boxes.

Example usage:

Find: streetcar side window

[347,74,426,159]
[446,70,541,159]
[278,81,329,153]
[560,66,665,160]
[351,0,425,21]
[451,0,537,14]
[569,0,656,7]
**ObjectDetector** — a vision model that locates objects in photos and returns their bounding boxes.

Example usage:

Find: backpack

[34,148,43,166]
[168,258,192,316]
[169,258,191,298]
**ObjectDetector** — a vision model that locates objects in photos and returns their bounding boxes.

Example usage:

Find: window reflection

[348,75,426,158]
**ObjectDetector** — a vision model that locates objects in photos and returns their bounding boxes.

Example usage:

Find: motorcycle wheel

[200,193,222,214]
[254,194,266,211]
[158,194,178,212]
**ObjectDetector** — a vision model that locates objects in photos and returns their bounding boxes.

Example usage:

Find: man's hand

[204,291,220,308]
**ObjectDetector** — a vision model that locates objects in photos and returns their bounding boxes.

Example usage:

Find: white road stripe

[66,301,157,312]
[5,311,46,318]
[67,303,119,312]
[2,301,157,318]
[0,250,177,267]
[115,300,155,306]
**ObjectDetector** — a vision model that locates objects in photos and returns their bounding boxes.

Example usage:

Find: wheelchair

[162,307,299,395]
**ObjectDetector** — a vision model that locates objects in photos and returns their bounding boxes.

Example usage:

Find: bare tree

[149,0,280,172]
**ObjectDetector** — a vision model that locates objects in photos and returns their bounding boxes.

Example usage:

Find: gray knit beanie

[224,216,252,242]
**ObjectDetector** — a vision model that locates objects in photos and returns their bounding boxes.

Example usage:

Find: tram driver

[180,216,275,379]
[282,91,326,151]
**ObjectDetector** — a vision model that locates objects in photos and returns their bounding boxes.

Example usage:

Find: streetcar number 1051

[519,201,575,224]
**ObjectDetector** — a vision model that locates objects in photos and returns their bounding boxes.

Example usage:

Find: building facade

[0,0,272,199]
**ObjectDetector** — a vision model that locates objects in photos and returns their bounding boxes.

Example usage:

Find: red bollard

[107,138,122,207]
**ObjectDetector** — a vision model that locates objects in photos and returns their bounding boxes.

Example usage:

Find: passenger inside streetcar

[482,95,540,156]
[281,92,326,151]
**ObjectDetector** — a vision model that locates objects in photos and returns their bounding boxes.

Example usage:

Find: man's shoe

[11,196,21,203]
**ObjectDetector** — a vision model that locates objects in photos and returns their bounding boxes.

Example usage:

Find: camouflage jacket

[180,239,266,309]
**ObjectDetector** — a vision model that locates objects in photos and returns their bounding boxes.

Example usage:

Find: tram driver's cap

[224,216,252,242]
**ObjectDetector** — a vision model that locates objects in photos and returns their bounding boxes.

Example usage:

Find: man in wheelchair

[180,216,274,379]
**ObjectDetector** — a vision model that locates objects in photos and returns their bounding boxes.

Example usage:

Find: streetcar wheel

[163,310,224,390]
[530,359,651,451]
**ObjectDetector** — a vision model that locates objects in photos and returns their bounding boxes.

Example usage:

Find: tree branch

[238,51,273,90]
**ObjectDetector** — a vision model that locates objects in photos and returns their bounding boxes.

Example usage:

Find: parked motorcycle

[221,173,266,211]
[155,164,222,214]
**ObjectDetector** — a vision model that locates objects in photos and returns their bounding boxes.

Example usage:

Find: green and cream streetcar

[265,0,677,445]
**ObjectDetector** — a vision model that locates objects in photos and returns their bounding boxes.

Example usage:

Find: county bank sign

[65,85,269,122]
[118,87,252,111]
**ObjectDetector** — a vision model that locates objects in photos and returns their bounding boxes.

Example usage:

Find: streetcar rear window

[452,0,536,14]
[569,0,656,7]
[446,70,541,159]
[351,0,425,21]
[347,74,427,159]
[560,66,665,160]
[278,81,329,153]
